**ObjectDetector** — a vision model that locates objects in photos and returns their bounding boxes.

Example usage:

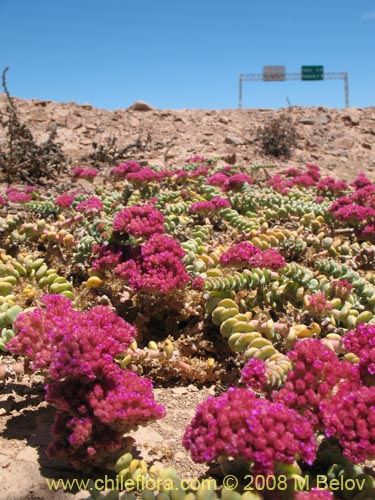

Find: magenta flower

[110,161,142,179]
[220,242,261,265]
[75,196,103,215]
[224,173,253,190]
[55,193,75,208]
[183,387,316,475]
[321,384,375,463]
[72,167,99,179]
[113,205,165,238]
[272,339,360,428]
[6,187,33,203]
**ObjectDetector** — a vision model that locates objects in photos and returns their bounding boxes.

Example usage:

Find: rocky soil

[0,95,375,181]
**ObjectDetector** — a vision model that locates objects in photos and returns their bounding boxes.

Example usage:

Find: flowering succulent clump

[317,176,348,195]
[113,205,165,239]
[343,323,375,383]
[91,243,128,271]
[321,384,375,463]
[210,196,230,209]
[329,279,353,300]
[110,160,142,179]
[126,167,160,184]
[220,243,285,270]
[75,196,104,215]
[185,155,207,164]
[272,339,360,428]
[55,192,75,208]
[351,172,372,190]
[115,234,190,294]
[249,248,286,271]
[6,186,33,203]
[183,387,316,475]
[207,172,228,187]
[189,201,216,215]
[220,242,261,265]
[191,276,205,290]
[241,359,267,391]
[190,166,210,178]
[304,292,333,319]
[72,167,99,179]
[224,173,253,190]
[7,295,165,469]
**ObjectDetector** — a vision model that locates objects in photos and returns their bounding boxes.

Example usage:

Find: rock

[363,142,372,150]
[65,114,82,129]
[81,103,93,110]
[218,117,229,124]
[224,136,245,145]
[222,152,237,165]
[342,114,360,126]
[127,100,155,111]
[299,118,315,125]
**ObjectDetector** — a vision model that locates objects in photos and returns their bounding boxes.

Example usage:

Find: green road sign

[301,65,324,80]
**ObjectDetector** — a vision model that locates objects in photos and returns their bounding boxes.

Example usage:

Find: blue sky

[0,0,374,110]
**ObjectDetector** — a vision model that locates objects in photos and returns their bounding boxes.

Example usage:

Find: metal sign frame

[238,71,349,109]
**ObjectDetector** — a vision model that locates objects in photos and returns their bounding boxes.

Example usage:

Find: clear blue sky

[0,0,374,110]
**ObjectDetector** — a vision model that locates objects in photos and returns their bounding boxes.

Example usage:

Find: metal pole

[239,74,243,109]
[344,73,350,108]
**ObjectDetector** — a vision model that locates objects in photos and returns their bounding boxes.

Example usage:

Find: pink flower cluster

[241,359,267,391]
[343,323,375,382]
[271,339,360,428]
[207,172,228,187]
[224,173,253,190]
[329,279,353,300]
[183,387,316,475]
[317,176,348,195]
[110,161,142,179]
[220,242,261,265]
[115,234,190,294]
[91,243,126,271]
[126,167,160,184]
[6,186,34,203]
[184,155,207,164]
[268,164,321,194]
[351,172,372,189]
[189,197,230,215]
[75,196,103,215]
[321,384,375,463]
[113,205,165,239]
[328,178,375,238]
[220,243,285,270]
[55,193,75,208]
[305,292,333,319]
[7,295,165,468]
[72,167,99,179]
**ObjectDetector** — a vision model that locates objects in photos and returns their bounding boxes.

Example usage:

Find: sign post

[263,66,286,81]
[301,65,324,81]
[238,67,349,108]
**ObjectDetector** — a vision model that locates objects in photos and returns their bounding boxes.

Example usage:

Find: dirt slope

[1,95,375,181]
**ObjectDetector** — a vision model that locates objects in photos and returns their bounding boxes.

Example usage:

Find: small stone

[224,136,245,145]
[81,103,93,110]
[299,118,315,125]
[66,114,82,129]
[362,142,372,150]
[127,100,155,111]
[218,117,229,124]
[222,152,237,165]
